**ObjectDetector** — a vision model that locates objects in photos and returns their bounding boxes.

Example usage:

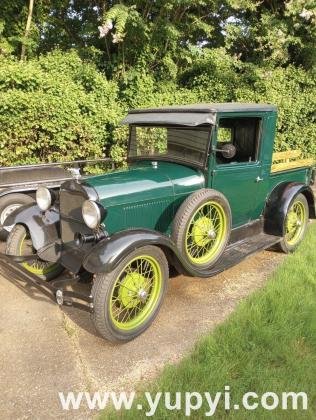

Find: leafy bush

[0,50,123,165]
[179,49,316,158]
[236,66,316,158]
[0,49,314,167]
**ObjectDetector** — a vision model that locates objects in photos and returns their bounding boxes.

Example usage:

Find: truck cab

[210,105,277,226]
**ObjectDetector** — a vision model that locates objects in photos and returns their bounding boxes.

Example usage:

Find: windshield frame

[127,124,213,170]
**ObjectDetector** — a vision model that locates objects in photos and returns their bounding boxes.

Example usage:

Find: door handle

[256,176,264,183]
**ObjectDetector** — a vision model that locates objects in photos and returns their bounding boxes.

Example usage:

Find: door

[211,115,265,228]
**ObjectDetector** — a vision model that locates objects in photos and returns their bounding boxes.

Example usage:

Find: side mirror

[213,143,237,159]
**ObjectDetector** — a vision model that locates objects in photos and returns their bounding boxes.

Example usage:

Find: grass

[104,223,316,419]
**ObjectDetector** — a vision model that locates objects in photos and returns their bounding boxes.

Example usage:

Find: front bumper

[0,252,94,313]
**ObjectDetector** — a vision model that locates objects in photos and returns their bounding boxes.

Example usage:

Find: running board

[207,233,281,277]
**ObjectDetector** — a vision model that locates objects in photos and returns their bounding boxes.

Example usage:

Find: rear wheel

[92,245,168,342]
[6,224,63,280]
[279,193,309,253]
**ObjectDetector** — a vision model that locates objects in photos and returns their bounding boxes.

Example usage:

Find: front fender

[264,182,315,236]
[4,203,60,251]
[82,229,208,277]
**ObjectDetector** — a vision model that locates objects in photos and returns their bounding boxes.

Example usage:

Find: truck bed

[271,149,314,173]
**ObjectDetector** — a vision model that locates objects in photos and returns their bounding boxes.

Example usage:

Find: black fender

[4,203,60,252]
[82,228,212,278]
[264,182,315,236]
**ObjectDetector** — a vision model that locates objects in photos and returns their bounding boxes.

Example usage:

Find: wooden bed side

[271,149,314,173]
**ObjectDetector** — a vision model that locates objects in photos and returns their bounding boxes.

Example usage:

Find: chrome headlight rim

[36,187,52,211]
[82,200,103,229]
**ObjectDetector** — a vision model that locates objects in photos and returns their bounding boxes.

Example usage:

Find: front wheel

[172,189,231,270]
[92,245,168,342]
[6,224,63,281]
[278,193,309,253]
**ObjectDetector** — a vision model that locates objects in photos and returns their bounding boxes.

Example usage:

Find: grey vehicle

[0,158,113,239]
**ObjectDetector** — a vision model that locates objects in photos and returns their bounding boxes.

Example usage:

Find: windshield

[128,126,211,167]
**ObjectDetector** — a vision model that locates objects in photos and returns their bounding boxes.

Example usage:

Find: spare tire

[172,189,231,270]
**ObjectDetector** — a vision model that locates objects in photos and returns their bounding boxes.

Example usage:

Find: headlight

[82,200,102,229]
[36,187,52,211]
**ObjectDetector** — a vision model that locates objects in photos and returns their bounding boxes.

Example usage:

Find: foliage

[0,51,122,165]
[179,48,316,157]
[2,1,314,70]
[104,223,316,419]
[0,1,315,164]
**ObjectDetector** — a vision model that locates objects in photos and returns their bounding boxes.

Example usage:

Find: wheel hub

[207,229,216,239]
[138,289,148,302]
[192,216,214,247]
[118,272,147,308]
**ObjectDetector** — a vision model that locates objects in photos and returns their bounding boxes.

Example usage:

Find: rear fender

[264,182,315,236]
[4,203,60,251]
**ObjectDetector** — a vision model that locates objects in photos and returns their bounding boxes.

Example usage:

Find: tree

[223,0,316,69]
[21,0,35,60]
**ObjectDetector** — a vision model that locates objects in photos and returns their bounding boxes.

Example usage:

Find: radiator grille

[59,187,93,272]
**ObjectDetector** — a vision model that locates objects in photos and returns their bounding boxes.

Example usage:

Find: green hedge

[0,49,314,166]
[180,49,316,158]
[0,51,122,165]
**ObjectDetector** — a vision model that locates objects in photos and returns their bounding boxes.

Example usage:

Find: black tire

[92,245,168,343]
[0,193,35,241]
[6,224,63,281]
[172,189,231,270]
[278,193,309,254]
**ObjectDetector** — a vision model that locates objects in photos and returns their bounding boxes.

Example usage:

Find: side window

[217,127,233,144]
[216,117,261,164]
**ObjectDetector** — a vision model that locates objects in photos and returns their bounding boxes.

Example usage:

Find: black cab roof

[121,102,277,127]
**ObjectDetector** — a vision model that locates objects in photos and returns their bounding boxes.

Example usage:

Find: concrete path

[0,246,286,419]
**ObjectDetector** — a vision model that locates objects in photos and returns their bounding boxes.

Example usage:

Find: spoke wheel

[185,201,226,265]
[110,255,162,330]
[285,201,306,246]
[19,231,60,276]
[6,224,63,280]
[172,189,231,272]
[279,193,309,254]
[92,246,168,342]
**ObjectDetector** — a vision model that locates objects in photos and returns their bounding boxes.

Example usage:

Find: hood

[86,161,205,208]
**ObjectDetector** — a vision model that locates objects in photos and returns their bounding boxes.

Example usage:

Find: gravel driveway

[0,245,286,419]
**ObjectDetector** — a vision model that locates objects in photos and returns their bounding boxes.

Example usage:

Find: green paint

[85,109,313,236]
[87,161,204,234]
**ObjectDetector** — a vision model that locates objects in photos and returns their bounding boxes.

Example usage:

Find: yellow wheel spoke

[110,255,162,331]
[285,200,306,246]
[185,200,227,266]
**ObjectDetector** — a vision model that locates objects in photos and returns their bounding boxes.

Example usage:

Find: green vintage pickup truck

[4,103,315,342]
